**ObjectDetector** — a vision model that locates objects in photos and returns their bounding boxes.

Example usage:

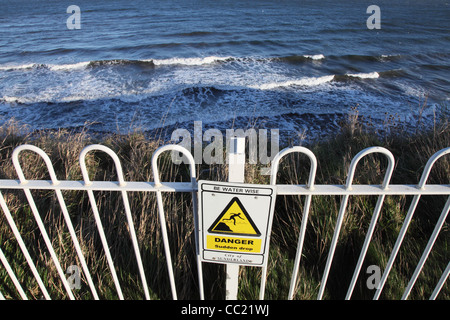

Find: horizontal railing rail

[0,179,448,195]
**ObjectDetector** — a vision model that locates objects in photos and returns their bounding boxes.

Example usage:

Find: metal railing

[0,142,448,300]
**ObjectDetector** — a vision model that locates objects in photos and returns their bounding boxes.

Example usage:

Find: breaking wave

[251,75,335,90]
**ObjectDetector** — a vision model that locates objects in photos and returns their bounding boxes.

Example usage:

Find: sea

[0,0,449,144]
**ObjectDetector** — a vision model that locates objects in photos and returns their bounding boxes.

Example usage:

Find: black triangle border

[208,196,261,237]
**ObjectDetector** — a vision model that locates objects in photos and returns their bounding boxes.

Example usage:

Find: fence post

[225,137,245,300]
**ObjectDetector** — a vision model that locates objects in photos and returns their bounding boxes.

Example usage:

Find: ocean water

[0,0,448,141]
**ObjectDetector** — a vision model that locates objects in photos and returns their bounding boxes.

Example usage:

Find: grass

[0,104,448,300]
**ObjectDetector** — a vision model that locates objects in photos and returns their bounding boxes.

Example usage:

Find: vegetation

[0,105,448,300]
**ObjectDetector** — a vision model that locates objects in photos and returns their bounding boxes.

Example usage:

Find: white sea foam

[0,61,90,71]
[303,54,325,60]
[346,72,380,79]
[48,61,90,71]
[0,64,37,71]
[150,56,231,66]
[252,75,335,90]
[2,96,21,103]
[0,55,325,73]
[1,96,35,104]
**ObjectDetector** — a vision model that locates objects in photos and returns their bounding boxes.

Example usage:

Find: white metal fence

[0,141,448,300]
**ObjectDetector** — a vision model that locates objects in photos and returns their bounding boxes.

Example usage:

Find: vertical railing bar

[228,137,244,300]
[346,149,395,299]
[81,145,151,299]
[269,146,317,300]
[80,144,150,299]
[373,194,421,299]
[0,191,51,300]
[80,145,151,300]
[12,146,75,300]
[374,147,450,300]
[17,144,99,299]
[317,146,393,300]
[259,262,268,300]
[190,178,204,300]
[85,189,124,299]
[346,195,386,299]
[0,246,28,300]
[22,189,75,299]
[152,147,179,300]
[54,189,100,300]
[14,145,99,300]
[287,194,313,300]
[317,194,350,300]
[80,146,124,300]
[401,195,450,300]
[430,261,450,300]
[120,190,150,300]
[155,190,178,299]
[152,144,202,300]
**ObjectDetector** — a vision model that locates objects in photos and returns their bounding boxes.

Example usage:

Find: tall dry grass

[0,104,448,300]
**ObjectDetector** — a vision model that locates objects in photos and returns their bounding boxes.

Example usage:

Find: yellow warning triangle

[208,197,261,236]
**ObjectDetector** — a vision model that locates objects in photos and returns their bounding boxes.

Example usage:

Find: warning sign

[208,197,261,236]
[198,181,277,267]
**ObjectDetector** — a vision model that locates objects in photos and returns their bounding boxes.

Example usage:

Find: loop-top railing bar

[12,145,77,300]
[374,147,450,300]
[12,144,60,186]
[151,144,203,300]
[269,146,317,300]
[270,146,317,189]
[80,144,150,300]
[80,144,127,187]
[14,144,100,299]
[318,146,395,300]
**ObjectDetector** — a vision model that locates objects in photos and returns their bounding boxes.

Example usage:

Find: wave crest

[346,72,380,79]
[251,75,335,90]
[150,56,231,66]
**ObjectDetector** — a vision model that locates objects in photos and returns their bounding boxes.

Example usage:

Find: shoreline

[2,103,445,150]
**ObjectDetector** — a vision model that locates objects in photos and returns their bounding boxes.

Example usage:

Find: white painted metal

[0,143,448,300]
[0,190,51,299]
[0,179,448,195]
[0,247,28,300]
[430,262,450,300]
[81,144,148,300]
[12,145,76,300]
[270,146,317,300]
[402,195,450,300]
[317,147,395,300]
[151,144,203,300]
[79,145,124,299]
[15,145,100,300]
[226,137,245,300]
[345,148,395,300]
[374,147,450,300]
